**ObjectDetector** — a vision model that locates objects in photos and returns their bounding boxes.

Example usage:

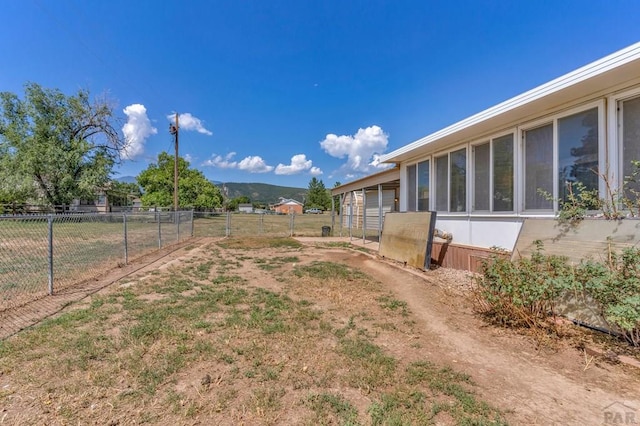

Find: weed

[294,261,368,281]
[306,392,360,425]
[377,295,409,317]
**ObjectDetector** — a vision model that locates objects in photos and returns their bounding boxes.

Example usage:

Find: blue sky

[3,1,640,188]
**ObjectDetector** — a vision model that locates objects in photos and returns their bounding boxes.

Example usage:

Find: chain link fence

[0,211,193,312]
[1,210,346,313]
[192,211,337,238]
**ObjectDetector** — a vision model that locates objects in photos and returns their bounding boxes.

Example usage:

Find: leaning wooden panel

[379,212,436,270]
[512,218,640,264]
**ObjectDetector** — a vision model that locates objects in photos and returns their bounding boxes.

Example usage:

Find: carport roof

[331,166,400,196]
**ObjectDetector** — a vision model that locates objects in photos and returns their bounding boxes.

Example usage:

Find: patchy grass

[0,238,506,425]
[217,236,303,250]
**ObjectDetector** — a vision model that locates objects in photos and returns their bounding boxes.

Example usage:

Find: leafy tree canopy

[137,152,222,210]
[305,177,331,210]
[0,83,124,206]
[227,195,251,211]
[106,180,142,207]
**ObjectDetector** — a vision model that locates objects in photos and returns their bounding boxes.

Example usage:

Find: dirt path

[328,249,640,425]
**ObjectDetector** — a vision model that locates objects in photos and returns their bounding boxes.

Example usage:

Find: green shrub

[475,242,575,330]
[476,243,640,346]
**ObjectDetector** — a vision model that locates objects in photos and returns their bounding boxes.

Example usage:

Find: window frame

[470,131,516,214]
[609,87,640,198]
[519,100,604,214]
[433,146,468,214]
[405,158,431,212]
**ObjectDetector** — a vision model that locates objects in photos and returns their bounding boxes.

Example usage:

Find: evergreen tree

[305,177,331,210]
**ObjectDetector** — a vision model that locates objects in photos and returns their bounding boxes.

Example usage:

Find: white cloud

[203,152,273,173]
[203,152,237,168]
[184,153,193,163]
[310,166,323,176]
[238,156,274,173]
[167,112,212,135]
[320,125,390,172]
[121,104,157,159]
[275,154,317,175]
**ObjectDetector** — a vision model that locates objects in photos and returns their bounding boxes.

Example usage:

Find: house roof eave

[379,42,640,163]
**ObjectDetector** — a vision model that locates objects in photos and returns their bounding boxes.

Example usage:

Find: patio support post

[349,191,354,240]
[362,188,367,244]
[378,184,383,242]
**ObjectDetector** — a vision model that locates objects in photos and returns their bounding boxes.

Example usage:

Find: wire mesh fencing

[0,211,193,312]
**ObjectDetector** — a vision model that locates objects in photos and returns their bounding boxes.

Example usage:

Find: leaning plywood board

[512,218,640,264]
[513,218,640,329]
[379,212,436,270]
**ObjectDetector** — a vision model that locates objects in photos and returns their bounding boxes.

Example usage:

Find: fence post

[47,214,54,295]
[191,209,195,237]
[123,213,128,265]
[226,211,231,237]
[158,210,162,248]
[290,213,294,237]
[260,213,264,234]
[177,210,181,242]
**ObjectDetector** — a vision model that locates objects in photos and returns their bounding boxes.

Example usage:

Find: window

[523,106,600,211]
[474,134,514,212]
[407,164,416,211]
[434,148,467,213]
[417,160,430,211]
[407,160,430,211]
[450,149,467,212]
[473,143,490,211]
[558,108,599,203]
[621,96,640,197]
[524,124,553,210]
[493,134,514,211]
[435,155,448,211]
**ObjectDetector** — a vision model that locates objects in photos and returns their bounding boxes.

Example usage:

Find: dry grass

[0,237,506,425]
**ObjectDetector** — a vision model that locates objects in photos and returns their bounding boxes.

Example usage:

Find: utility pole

[169,113,179,212]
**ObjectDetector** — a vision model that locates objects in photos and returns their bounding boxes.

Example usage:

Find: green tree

[106,180,142,207]
[305,177,331,210]
[332,181,342,213]
[227,195,251,211]
[0,83,124,206]
[137,152,222,210]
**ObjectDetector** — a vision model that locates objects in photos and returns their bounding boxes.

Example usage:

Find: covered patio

[330,166,400,245]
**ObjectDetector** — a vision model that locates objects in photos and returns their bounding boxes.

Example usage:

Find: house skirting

[431,242,508,273]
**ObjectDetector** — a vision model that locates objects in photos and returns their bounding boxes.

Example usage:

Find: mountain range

[115,176,306,204]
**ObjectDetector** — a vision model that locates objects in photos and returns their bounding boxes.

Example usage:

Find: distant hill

[219,182,306,204]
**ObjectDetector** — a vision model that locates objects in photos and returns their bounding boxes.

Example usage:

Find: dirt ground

[1,237,639,425]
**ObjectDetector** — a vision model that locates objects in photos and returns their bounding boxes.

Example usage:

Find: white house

[334,42,640,270]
